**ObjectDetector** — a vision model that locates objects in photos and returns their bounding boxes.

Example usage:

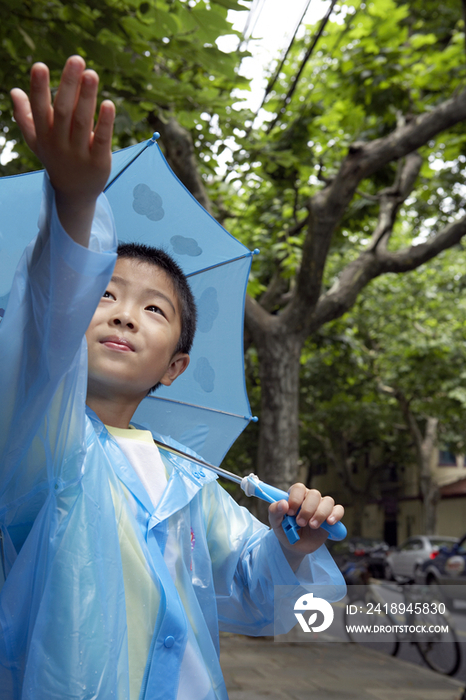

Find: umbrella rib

[147,396,251,420]
[104,137,156,192]
[186,252,254,278]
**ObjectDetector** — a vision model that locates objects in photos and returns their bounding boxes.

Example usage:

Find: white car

[385,535,458,581]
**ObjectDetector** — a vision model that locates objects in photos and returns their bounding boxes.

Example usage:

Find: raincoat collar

[86,408,217,525]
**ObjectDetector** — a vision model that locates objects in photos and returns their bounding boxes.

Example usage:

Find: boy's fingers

[288,486,322,521]
[10,89,37,151]
[52,56,86,144]
[302,496,335,528]
[92,100,115,160]
[326,504,345,525]
[28,63,53,140]
[268,500,289,530]
[70,70,99,151]
[286,483,307,516]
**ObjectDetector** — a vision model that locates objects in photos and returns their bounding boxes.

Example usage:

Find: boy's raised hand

[268,484,344,567]
[11,56,115,246]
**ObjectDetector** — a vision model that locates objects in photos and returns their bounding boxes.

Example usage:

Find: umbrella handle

[241,475,347,545]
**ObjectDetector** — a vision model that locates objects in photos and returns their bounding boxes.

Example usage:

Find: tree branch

[255,213,310,312]
[378,213,466,273]
[327,85,466,209]
[392,390,423,451]
[244,293,280,341]
[317,97,464,260]
[278,90,466,333]
[367,152,423,252]
[356,189,380,202]
[310,212,466,332]
[258,269,290,313]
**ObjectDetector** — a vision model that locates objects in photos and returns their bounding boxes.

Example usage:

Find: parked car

[327,537,389,579]
[417,534,466,608]
[385,535,458,582]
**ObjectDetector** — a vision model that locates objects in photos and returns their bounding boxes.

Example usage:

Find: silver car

[385,535,458,581]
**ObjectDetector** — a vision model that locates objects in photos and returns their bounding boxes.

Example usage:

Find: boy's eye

[146,305,165,317]
[102,290,115,300]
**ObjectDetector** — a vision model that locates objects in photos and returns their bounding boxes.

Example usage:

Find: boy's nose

[111,311,137,330]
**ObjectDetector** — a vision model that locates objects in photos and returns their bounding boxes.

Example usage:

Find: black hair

[116,242,197,392]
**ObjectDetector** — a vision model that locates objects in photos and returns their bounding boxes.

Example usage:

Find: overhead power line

[266,0,339,132]
[239,0,268,51]
[256,0,313,116]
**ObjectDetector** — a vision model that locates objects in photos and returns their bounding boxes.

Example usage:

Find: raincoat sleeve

[0,174,117,559]
[202,480,346,636]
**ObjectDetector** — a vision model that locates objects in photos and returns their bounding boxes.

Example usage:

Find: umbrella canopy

[0,135,257,466]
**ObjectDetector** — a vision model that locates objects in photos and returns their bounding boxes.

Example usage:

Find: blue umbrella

[0,134,256,467]
[0,134,346,543]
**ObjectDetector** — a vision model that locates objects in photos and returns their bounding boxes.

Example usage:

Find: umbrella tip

[151,132,161,141]
[251,416,259,423]
[252,248,260,255]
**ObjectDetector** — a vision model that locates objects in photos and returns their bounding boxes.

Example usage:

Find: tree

[299,319,412,537]
[299,249,466,535]
[222,0,466,494]
[364,253,466,534]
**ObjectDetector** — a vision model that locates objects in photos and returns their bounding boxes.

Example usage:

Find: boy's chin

[87,375,153,402]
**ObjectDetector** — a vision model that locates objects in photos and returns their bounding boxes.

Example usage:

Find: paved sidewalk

[220,633,465,700]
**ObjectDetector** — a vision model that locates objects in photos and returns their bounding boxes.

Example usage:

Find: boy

[0,57,345,700]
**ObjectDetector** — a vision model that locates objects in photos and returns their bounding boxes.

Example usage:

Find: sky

[210,0,331,173]
[218,0,331,113]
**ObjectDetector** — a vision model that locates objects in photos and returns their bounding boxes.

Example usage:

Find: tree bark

[419,417,440,535]
[349,493,366,537]
[312,431,380,536]
[395,392,439,535]
[254,329,303,491]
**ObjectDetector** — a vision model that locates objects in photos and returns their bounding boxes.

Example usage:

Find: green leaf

[447,387,466,405]
[213,0,247,9]
[410,33,438,49]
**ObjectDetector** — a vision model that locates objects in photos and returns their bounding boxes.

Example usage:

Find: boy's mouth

[100,336,135,352]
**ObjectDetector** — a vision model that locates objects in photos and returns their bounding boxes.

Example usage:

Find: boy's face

[86,257,189,403]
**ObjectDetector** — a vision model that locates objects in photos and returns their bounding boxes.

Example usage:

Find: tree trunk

[422,480,440,535]
[350,493,366,537]
[419,417,439,535]
[395,392,440,535]
[255,330,303,491]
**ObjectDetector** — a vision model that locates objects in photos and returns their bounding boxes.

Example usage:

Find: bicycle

[343,575,461,676]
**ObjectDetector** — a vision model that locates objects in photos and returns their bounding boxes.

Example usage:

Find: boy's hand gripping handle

[240,474,347,546]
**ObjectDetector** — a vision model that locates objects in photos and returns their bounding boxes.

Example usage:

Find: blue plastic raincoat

[0,177,345,700]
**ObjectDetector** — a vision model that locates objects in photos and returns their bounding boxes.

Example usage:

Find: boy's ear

[160,353,190,387]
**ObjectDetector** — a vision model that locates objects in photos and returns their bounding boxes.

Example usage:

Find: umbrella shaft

[153,439,243,485]
[154,439,347,543]
[204,464,243,485]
